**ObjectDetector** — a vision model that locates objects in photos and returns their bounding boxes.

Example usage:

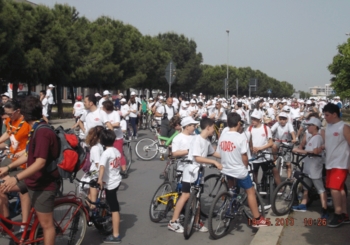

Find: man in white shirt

[78,94,113,136]
[99,90,111,109]
[155,97,177,137]
[39,90,49,123]
[46,84,55,119]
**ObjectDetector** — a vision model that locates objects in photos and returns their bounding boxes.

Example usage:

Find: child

[83,126,104,208]
[97,129,126,243]
[292,118,328,218]
[216,112,267,227]
[168,118,222,233]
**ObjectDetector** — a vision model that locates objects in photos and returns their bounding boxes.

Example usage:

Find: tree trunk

[70,85,75,105]
[27,80,32,95]
[57,83,63,118]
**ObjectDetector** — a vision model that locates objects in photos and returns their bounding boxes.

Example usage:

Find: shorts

[227,174,253,190]
[253,162,274,173]
[105,186,120,212]
[0,158,28,194]
[181,181,204,194]
[27,189,56,213]
[326,168,348,191]
[303,177,325,194]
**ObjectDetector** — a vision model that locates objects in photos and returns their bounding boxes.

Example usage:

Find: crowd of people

[0,88,349,244]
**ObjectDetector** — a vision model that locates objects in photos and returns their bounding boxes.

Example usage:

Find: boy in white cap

[99,90,111,109]
[46,84,55,119]
[1,92,10,104]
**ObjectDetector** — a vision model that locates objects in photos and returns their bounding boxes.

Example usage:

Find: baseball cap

[158,96,164,100]
[48,84,55,88]
[185,101,190,104]
[149,97,154,101]
[305,117,322,128]
[1,92,10,98]
[95,93,102,97]
[306,100,312,105]
[279,112,288,118]
[190,99,196,103]
[283,106,290,111]
[181,116,199,127]
[130,91,136,96]
[269,100,274,104]
[251,110,262,119]
[119,93,123,96]
[103,90,111,96]
[120,98,126,102]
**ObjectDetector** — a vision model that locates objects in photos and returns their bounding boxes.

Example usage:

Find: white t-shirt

[157,105,175,121]
[245,125,272,163]
[214,108,227,121]
[120,119,127,132]
[99,147,122,190]
[271,122,294,141]
[46,89,54,104]
[303,135,324,179]
[106,110,123,140]
[217,131,248,179]
[179,108,189,118]
[172,98,179,111]
[98,97,107,108]
[183,135,215,183]
[267,108,275,120]
[73,101,85,117]
[120,104,130,120]
[89,143,103,172]
[234,108,247,122]
[42,98,48,117]
[172,133,194,171]
[129,103,138,118]
[80,108,109,135]
[290,108,301,120]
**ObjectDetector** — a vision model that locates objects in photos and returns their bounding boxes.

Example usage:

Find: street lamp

[226,30,229,99]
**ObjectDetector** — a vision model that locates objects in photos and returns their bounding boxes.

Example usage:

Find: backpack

[32,124,87,179]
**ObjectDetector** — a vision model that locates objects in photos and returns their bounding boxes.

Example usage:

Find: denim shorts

[227,174,253,190]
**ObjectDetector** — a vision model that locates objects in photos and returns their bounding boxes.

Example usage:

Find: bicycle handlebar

[75,178,101,189]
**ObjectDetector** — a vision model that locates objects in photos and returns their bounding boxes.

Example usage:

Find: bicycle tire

[141,115,146,130]
[149,182,174,222]
[267,175,274,205]
[135,138,159,160]
[201,174,229,218]
[183,189,199,240]
[271,180,296,216]
[34,203,87,245]
[93,201,113,235]
[208,191,233,239]
[123,143,132,172]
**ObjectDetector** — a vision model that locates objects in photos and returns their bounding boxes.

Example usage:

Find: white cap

[251,110,262,119]
[131,91,136,96]
[193,94,196,97]
[243,95,246,97]
[119,93,123,96]
[283,105,290,111]
[95,93,102,97]
[120,98,126,102]
[334,96,340,99]
[306,100,312,105]
[248,97,251,99]
[282,99,287,103]
[103,90,111,96]
[185,101,190,104]
[181,116,199,127]
[279,112,288,118]
[48,84,55,88]
[149,97,154,101]
[218,98,223,102]
[159,96,164,100]
[1,92,10,98]
[305,117,322,128]
[199,93,202,95]
[190,99,196,103]
[269,100,274,104]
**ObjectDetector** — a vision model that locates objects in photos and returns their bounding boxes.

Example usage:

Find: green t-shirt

[141,101,147,113]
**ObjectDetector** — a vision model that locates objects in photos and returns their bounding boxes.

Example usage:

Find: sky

[31,0,350,91]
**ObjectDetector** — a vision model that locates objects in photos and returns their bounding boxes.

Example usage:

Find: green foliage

[328,39,350,99]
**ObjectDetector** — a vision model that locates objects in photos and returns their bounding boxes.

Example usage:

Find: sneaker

[103,235,121,244]
[342,213,350,224]
[168,219,184,233]
[328,214,343,228]
[252,216,269,227]
[194,220,208,232]
[321,212,329,220]
[292,204,307,212]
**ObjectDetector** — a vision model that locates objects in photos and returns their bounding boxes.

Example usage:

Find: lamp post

[226,30,229,99]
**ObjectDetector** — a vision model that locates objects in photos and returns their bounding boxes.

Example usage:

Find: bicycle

[0,180,88,245]
[140,112,148,130]
[273,140,294,176]
[135,130,179,161]
[210,122,224,144]
[75,177,113,235]
[123,138,132,173]
[207,165,266,240]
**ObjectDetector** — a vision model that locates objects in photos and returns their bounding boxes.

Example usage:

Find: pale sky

[32,0,350,91]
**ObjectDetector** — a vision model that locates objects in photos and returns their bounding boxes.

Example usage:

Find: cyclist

[210,101,227,128]
[216,112,268,227]
[292,118,328,218]
[168,118,222,233]
[1,96,59,245]
[246,110,281,187]
[73,95,85,122]
[97,129,126,243]
[271,112,297,179]
[317,103,350,227]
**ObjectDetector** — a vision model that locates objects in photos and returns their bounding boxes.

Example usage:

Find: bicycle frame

[156,192,180,207]
[157,130,179,146]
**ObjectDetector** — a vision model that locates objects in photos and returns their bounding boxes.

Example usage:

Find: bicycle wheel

[149,182,174,222]
[34,203,87,245]
[123,142,132,172]
[271,180,296,216]
[135,138,159,160]
[208,191,232,240]
[183,190,199,240]
[201,174,229,218]
[141,115,146,129]
[241,188,266,219]
[267,175,275,205]
[93,202,113,235]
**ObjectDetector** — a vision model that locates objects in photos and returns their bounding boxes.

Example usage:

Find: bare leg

[171,193,190,222]
[19,193,31,224]
[331,189,343,214]
[247,187,260,218]
[36,211,55,245]
[112,211,120,237]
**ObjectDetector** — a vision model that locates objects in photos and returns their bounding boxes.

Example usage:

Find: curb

[250,209,288,245]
